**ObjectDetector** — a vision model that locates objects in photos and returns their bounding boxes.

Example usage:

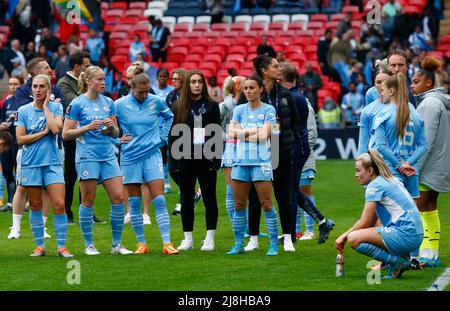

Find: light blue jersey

[17,102,63,168]
[66,94,116,163]
[154,85,174,102]
[115,93,173,165]
[364,86,379,107]
[373,103,427,172]
[231,103,276,167]
[365,176,423,235]
[357,99,389,155]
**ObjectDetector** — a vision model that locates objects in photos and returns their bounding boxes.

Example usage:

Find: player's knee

[234,198,246,210]
[347,232,360,249]
[110,193,124,204]
[260,199,272,211]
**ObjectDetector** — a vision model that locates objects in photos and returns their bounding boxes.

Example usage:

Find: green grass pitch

[0,160,448,290]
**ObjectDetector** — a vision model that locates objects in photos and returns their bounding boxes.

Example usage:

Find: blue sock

[264,208,279,245]
[305,195,316,232]
[163,163,169,185]
[356,243,405,265]
[54,214,68,249]
[30,210,44,248]
[79,205,93,247]
[129,196,146,243]
[153,195,170,244]
[296,206,303,233]
[225,184,235,223]
[0,173,5,201]
[110,203,125,247]
[232,208,247,245]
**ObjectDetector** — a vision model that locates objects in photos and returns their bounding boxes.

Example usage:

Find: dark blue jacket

[0,96,22,144]
[289,86,310,159]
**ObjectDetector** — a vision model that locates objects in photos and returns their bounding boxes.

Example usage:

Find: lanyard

[266,86,279,108]
[191,103,206,121]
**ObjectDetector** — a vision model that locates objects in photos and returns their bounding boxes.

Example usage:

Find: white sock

[43,216,48,226]
[205,230,215,242]
[284,234,293,244]
[184,231,193,242]
[12,214,22,231]
[250,235,258,243]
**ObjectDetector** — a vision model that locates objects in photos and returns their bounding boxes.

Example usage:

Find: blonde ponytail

[385,72,410,139]
[357,149,395,181]
[78,65,102,94]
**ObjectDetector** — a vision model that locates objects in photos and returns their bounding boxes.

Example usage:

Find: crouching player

[335,150,423,279]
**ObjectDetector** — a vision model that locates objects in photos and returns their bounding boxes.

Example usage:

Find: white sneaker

[200,239,215,251]
[177,239,194,250]
[143,213,151,225]
[111,244,133,255]
[7,227,20,239]
[44,227,51,239]
[299,231,315,241]
[283,239,296,252]
[244,239,259,252]
[124,213,130,224]
[85,244,100,255]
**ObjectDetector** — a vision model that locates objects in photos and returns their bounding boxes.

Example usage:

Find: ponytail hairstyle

[416,56,441,89]
[130,72,150,89]
[384,72,410,139]
[253,55,274,80]
[78,65,102,93]
[357,149,395,181]
[173,70,212,124]
[222,75,246,97]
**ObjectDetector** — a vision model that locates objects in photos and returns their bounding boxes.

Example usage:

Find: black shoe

[67,218,76,225]
[0,204,12,212]
[93,214,106,224]
[410,258,423,270]
[318,219,335,244]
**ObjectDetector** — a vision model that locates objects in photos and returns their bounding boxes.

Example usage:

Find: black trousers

[0,143,18,203]
[151,48,167,63]
[179,159,218,232]
[63,139,78,220]
[248,157,292,235]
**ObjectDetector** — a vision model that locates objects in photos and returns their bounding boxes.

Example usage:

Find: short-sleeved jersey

[373,103,427,171]
[231,103,276,167]
[358,100,389,154]
[115,93,173,165]
[17,102,63,168]
[153,85,174,102]
[364,85,379,106]
[65,94,116,163]
[365,176,423,235]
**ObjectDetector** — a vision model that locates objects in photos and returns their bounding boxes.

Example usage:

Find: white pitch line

[427,267,450,291]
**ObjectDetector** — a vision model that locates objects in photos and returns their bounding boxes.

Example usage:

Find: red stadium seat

[125,9,143,18]
[235,37,252,46]
[286,53,306,63]
[230,23,247,32]
[288,22,303,31]
[310,14,328,22]
[250,23,266,31]
[330,13,345,21]
[170,32,185,39]
[111,2,127,10]
[204,32,221,39]
[114,47,129,56]
[351,20,364,29]
[226,54,245,63]
[296,30,314,37]
[189,46,207,55]
[276,30,295,37]
[211,23,228,32]
[185,32,203,38]
[239,31,259,38]
[113,24,133,33]
[273,36,292,46]
[286,45,304,54]
[174,24,190,33]
[214,38,232,48]
[246,52,258,61]
[239,69,253,77]
[220,31,239,38]
[221,61,241,70]
[180,61,199,71]
[185,54,203,63]
[307,21,324,30]
[168,47,188,63]
[161,62,180,73]
[105,9,124,18]
[109,32,128,40]
[207,46,226,58]
[171,38,191,48]
[242,62,254,70]
[199,62,219,73]
[204,54,223,67]
[129,2,147,10]
[229,45,247,55]
[192,37,210,47]
[269,22,285,31]
[193,24,210,32]
[260,30,277,38]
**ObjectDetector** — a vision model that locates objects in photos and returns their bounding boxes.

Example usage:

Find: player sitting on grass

[335,149,423,279]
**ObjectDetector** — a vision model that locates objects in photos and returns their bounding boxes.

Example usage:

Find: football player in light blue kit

[226,76,280,256]
[373,72,427,199]
[335,150,423,279]
[16,74,73,257]
[115,72,179,255]
[357,67,393,155]
[62,66,132,256]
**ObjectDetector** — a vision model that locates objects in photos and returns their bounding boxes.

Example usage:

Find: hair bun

[421,56,441,72]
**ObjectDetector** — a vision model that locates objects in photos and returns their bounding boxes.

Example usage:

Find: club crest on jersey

[258,114,264,120]
[103,106,110,112]
[149,104,155,111]
[21,177,27,184]
[82,170,89,177]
